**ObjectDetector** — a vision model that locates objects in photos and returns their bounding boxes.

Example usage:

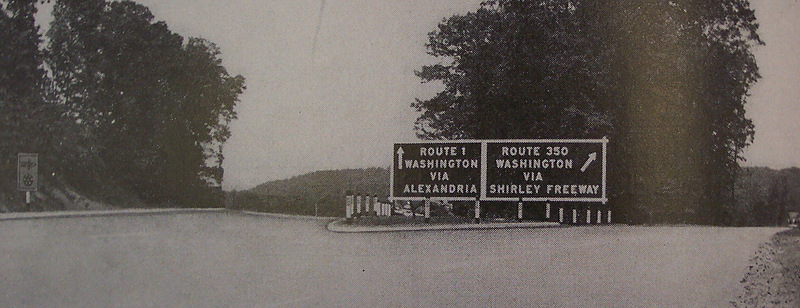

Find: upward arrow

[580,152,597,172]
[396,147,405,170]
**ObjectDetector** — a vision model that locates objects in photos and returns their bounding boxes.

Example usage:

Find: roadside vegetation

[411,0,762,225]
[735,227,800,306]
[1,0,244,211]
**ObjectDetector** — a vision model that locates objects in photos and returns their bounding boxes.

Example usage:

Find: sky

[37,1,800,190]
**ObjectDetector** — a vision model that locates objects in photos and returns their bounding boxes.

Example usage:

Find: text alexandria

[403,184,478,194]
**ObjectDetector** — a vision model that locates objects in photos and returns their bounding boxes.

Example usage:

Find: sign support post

[424,198,431,223]
[345,192,354,223]
[474,199,481,224]
[517,198,523,221]
[17,153,38,211]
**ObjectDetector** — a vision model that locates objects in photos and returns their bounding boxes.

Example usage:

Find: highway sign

[17,153,38,191]
[390,142,481,200]
[483,139,607,203]
[390,138,608,203]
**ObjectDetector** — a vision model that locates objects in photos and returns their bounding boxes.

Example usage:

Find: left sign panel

[17,153,38,191]
[391,142,481,201]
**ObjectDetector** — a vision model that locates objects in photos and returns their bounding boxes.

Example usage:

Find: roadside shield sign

[17,153,38,191]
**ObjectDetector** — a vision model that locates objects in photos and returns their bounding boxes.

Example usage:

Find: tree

[1,0,46,205]
[47,0,244,207]
[0,0,83,209]
[413,0,761,224]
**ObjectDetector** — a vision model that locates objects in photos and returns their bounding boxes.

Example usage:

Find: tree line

[413,0,762,224]
[1,0,245,209]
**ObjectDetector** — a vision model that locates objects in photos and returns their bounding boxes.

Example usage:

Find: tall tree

[1,0,45,204]
[413,0,761,224]
[47,0,244,207]
[0,0,77,208]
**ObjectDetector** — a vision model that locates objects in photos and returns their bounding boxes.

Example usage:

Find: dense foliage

[413,0,762,224]
[1,0,244,210]
[734,167,800,226]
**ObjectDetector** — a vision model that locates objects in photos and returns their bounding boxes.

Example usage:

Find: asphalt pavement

[0,211,785,307]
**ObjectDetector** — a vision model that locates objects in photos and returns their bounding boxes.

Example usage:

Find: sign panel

[391,142,481,200]
[483,139,607,203]
[390,139,607,203]
[17,153,38,191]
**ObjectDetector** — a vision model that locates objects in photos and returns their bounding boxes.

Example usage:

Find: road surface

[0,211,784,307]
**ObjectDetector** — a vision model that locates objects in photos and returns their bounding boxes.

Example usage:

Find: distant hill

[226,168,389,217]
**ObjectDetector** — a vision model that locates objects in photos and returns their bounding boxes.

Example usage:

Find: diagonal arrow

[396,147,405,170]
[580,152,597,172]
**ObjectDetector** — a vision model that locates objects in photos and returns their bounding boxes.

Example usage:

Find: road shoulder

[734,227,800,307]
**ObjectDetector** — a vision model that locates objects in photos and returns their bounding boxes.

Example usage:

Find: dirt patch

[734,228,800,307]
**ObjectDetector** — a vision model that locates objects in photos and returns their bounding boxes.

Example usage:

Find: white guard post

[373,195,379,216]
[546,203,551,220]
[356,194,362,214]
[517,199,523,221]
[597,210,602,224]
[474,199,481,223]
[607,210,612,223]
[424,198,431,223]
[345,193,354,221]
[559,207,564,223]
[572,209,577,224]
[586,209,591,224]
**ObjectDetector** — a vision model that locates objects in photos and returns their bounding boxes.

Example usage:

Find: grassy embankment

[735,228,800,307]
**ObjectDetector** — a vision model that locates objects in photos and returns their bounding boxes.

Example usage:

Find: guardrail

[343,190,611,225]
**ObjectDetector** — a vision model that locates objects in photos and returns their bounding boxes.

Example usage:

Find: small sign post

[18,153,38,210]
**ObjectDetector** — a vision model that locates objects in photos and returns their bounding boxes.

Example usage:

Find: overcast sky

[39,1,800,190]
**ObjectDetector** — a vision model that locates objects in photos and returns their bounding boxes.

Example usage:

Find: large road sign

[390,138,608,203]
[483,139,607,203]
[17,153,38,191]
[390,142,481,201]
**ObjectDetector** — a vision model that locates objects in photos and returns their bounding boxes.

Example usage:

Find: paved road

[0,212,784,307]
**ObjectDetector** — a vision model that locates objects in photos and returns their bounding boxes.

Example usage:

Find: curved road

[0,211,784,307]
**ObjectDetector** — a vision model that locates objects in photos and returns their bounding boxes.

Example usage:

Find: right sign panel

[483,139,607,203]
